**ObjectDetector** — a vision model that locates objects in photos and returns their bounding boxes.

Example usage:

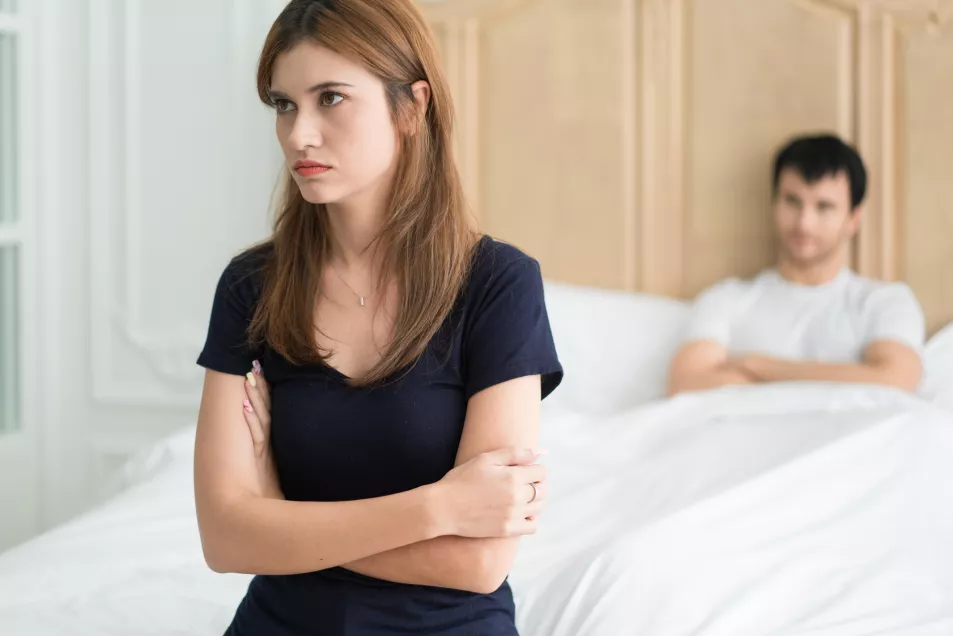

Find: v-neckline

[320,360,353,383]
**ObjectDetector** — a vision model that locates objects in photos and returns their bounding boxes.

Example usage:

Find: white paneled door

[0,0,39,551]
[1,0,290,549]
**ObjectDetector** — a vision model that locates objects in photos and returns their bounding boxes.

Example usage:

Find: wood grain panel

[421,0,953,337]
[900,21,953,334]
[682,0,854,297]
[476,0,635,289]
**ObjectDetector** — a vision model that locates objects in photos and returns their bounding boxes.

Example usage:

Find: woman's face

[269,42,399,206]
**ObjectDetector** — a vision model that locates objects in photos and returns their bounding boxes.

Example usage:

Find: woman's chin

[298,185,340,205]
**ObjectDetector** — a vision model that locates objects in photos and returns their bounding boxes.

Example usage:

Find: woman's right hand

[242,359,284,500]
[434,448,547,538]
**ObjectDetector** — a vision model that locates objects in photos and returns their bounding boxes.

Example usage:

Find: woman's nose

[288,111,325,150]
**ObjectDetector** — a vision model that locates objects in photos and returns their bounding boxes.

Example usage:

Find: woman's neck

[326,206,381,268]
[324,156,400,268]
[325,182,390,270]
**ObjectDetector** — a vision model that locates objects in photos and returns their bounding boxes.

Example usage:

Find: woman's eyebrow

[267,82,355,100]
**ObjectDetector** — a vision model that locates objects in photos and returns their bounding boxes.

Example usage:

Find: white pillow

[103,425,197,497]
[922,321,953,410]
[542,280,690,415]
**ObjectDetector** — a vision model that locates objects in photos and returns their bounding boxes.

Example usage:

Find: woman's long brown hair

[248,0,476,386]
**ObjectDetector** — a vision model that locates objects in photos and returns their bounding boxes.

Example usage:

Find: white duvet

[1,383,952,636]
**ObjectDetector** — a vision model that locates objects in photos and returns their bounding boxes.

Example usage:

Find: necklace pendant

[360,296,365,307]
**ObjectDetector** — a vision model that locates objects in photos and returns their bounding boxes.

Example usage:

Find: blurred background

[0,0,951,552]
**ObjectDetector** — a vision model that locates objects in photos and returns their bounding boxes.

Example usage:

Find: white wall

[10,0,290,542]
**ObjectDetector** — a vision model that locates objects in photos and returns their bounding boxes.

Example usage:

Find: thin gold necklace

[329,262,371,307]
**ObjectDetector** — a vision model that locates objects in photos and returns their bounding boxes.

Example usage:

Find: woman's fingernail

[252,360,262,375]
[243,399,253,412]
[246,371,257,387]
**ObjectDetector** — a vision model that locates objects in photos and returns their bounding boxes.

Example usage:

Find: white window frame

[0,1,38,450]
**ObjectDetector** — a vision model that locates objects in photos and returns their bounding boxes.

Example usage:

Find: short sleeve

[863,283,926,352]
[681,279,743,346]
[196,254,264,376]
[463,249,563,401]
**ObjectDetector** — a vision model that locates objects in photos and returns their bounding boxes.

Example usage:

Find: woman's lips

[293,161,331,177]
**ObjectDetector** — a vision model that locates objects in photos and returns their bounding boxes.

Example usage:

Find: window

[0,1,21,433]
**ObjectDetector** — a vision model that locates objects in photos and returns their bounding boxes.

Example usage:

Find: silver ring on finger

[527,482,538,504]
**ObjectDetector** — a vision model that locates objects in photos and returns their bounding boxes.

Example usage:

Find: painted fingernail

[252,360,262,375]
[243,399,253,412]
[246,371,257,387]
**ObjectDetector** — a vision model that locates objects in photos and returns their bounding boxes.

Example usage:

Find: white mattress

[1,383,952,635]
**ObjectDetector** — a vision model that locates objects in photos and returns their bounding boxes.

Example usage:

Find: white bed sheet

[516,383,953,635]
[1,383,952,635]
[923,320,953,412]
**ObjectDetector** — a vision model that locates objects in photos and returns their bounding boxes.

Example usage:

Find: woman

[193,0,563,634]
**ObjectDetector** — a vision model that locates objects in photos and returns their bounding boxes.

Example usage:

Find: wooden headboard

[420,0,953,335]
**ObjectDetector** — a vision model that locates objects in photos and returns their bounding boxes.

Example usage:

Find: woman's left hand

[243,359,284,499]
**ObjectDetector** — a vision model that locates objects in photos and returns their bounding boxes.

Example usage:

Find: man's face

[773,168,860,268]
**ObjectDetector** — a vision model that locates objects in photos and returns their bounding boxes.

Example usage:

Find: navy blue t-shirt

[196,235,563,636]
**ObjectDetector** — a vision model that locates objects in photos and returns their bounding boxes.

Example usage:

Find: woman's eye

[320,92,344,107]
[274,99,295,113]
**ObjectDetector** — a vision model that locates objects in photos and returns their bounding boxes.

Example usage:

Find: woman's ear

[405,80,431,135]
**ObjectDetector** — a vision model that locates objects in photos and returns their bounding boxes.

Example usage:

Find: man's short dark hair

[772,134,867,209]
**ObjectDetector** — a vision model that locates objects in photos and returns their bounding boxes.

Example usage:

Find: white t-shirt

[683,268,925,363]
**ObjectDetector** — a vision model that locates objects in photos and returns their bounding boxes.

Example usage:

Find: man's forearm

[343,536,517,594]
[668,366,756,396]
[741,356,897,387]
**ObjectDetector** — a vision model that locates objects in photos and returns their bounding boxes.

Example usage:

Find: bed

[2,282,953,635]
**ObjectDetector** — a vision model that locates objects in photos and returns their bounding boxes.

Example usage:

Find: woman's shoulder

[458,235,563,400]
[468,235,542,284]
[214,241,274,306]
[197,242,274,374]
[463,235,545,309]
[226,241,273,275]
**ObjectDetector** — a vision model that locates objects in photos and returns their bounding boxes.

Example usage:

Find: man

[667,134,924,396]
